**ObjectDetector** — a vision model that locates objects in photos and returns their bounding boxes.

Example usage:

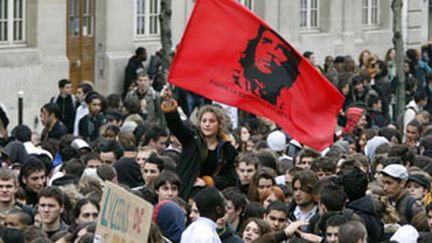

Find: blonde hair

[372,194,400,224]
[196,105,231,141]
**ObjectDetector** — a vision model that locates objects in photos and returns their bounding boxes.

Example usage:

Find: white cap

[266,130,286,152]
[390,225,418,243]
[381,164,408,180]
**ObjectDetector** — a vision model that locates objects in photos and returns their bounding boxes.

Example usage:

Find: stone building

[0,0,429,130]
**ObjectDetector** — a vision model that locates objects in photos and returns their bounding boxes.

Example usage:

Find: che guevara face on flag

[233,25,302,108]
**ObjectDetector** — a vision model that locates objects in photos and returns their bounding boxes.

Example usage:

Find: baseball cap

[266,130,286,152]
[381,164,408,180]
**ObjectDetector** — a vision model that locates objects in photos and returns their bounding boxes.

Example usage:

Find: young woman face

[406,181,427,200]
[257,178,273,198]
[240,127,251,142]
[88,98,102,116]
[200,112,219,138]
[242,221,262,243]
[388,49,396,60]
[341,84,350,95]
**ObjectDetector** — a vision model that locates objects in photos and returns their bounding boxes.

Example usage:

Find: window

[82,0,94,36]
[135,0,160,38]
[238,0,254,10]
[362,0,378,26]
[299,0,319,28]
[69,0,79,36]
[0,0,26,45]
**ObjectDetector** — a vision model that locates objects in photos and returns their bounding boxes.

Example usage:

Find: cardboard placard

[94,182,153,243]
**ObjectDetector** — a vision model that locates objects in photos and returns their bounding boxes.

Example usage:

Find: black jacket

[347,195,384,243]
[78,114,106,143]
[217,224,243,243]
[41,120,68,142]
[165,111,238,200]
[50,94,78,133]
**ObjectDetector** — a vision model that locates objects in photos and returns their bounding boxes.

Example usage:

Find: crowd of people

[0,42,431,243]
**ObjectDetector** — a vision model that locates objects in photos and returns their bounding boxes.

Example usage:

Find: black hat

[408,174,430,190]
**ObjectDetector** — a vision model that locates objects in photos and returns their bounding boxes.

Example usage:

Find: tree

[392,0,405,118]
[159,0,172,83]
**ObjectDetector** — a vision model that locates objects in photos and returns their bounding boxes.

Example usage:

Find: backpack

[396,106,416,131]
[403,196,417,224]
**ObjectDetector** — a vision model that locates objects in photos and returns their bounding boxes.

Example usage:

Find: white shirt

[293,205,318,231]
[73,102,89,136]
[180,217,221,243]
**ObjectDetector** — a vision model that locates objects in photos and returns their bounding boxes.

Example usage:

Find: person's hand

[296,230,322,243]
[284,221,308,238]
[160,85,178,113]
[160,85,172,100]
[193,177,206,187]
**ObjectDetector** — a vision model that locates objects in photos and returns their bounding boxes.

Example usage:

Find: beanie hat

[152,200,186,243]
[342,107,363,133]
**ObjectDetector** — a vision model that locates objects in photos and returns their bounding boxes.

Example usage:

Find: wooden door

[67,0,95,90]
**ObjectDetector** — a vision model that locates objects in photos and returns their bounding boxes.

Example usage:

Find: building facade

[0,0,429,130]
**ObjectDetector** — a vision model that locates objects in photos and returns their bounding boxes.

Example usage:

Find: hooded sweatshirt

[153,200,186,243]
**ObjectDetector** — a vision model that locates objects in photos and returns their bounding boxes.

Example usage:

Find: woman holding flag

[160,86,238,200]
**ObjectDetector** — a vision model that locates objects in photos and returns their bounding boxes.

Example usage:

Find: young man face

[156,182,178,202]
[405,125,419,145]
[325,226,339,243]
[136,75,150,93]
[61,83,73,96]
[149,136,168,154]
[264,209,287,232]
[39,197,63,226]
[40,108,55,127]
[100,151,116,165]
[143,162,161,186]
[381,175,406,200]
[293,180,314,208]
[0,179,17,203]
[86,159,102,169]
[23,170,46,193]
[236,162,256,185]
[76,87,86,102]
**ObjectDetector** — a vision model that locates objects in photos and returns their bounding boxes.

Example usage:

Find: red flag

[168,0,344,151]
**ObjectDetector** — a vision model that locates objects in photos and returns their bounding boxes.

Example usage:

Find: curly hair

[196,105,231,141]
